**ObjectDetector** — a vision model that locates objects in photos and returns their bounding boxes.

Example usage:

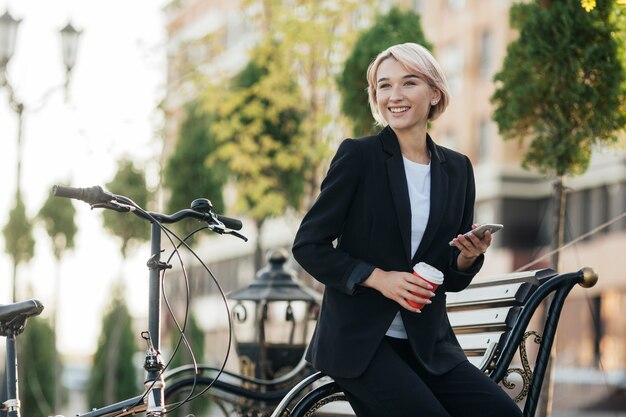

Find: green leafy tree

[491,2,626,415]
[38,192,77,260]
[18,316,57,417]
[37,190,78,412]
[491,0,626,267]
[210,41,307,268]
[164,101,228,236]
[338,6,432,137]
[3,191,35,302]
[102,159,151,257]
[232,0,371,208]
[86,287,138,408]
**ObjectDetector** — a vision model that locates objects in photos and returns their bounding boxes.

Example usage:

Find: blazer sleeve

[444,155,484,292]
[292,139,375,295]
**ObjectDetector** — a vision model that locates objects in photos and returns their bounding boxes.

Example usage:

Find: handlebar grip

[52,185,114,205]
[217,215,242,231]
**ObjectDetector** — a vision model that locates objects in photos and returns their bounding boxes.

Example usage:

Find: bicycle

[2,185,249,417]
[3,185,335,417]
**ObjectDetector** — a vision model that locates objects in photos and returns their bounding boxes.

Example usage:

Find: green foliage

[338,7,432,136]
[491,0,626,177]
[229,0,371,208]
[3,191,35,266]
[38,190,78,260]
[18,316,59,417]
[210,41,307,221]
[86,288,138,408]
[164,102,227,236]
[102,159,151,257]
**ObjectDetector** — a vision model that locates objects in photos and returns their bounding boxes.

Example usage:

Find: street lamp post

[0,9,81,415]
[0,8,81,301]
[228,249,321,382]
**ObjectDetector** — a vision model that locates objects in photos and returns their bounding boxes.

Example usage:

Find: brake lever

[207,223,248,242]
[91,202,132,212]
[226,230,248,242]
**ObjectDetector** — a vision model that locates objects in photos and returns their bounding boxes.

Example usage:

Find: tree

[338,6,432,137]
[164,101,228,237]
[234,0,372,209]
[102,159,151,257]
[491,1,626,415]
[17,316,57,417]
[86,287,138,408]
[38,190,78,412]
[38,192,77,260]
[2,191,35,302]
[492,0,626,266]
[209,41,307,268]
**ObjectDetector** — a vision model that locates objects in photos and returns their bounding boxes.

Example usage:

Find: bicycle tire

[289,381,351,417]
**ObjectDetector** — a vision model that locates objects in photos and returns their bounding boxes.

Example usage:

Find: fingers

[451,230,492,258]
[378,271,436,313]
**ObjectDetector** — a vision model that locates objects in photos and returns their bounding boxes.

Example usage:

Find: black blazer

[292,126,484,379]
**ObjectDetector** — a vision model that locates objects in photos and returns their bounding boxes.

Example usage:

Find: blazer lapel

[380,127,412,265]
[413,134,448,263]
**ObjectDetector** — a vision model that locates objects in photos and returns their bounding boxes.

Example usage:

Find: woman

[292,43,522,417]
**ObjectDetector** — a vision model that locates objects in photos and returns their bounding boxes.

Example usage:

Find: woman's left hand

[452,223,492,270]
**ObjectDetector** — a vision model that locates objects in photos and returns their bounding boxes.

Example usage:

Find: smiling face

[375,57,441,136]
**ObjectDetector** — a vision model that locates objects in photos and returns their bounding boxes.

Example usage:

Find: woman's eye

[378,83,391,89]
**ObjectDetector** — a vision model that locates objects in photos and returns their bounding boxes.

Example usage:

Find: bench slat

[448,306,520,333]
[456,332,505,351]
[446,283,534,311]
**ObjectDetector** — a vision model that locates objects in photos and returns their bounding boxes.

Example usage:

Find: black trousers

[331,336,523,417]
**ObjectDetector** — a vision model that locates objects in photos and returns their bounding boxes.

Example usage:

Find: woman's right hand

[361,268,436,312]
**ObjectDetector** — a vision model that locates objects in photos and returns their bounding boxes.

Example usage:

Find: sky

[0,0,168,357]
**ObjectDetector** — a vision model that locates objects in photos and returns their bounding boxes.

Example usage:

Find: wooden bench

[269,267,598,417]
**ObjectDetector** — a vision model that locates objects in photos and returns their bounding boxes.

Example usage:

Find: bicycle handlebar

[52,185,243,231]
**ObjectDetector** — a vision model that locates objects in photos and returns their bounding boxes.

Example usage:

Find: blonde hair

[366,43,450,126]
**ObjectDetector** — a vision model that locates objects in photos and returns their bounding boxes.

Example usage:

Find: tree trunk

[12,261,17,302]
[537,176,567,417]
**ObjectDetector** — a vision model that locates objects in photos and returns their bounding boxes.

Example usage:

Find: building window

[441,44,464,95]
[447,0,466,11]
[441,129,458,150]
[479,29,493,79]
[477,119,490,163]
[412,0,423,14]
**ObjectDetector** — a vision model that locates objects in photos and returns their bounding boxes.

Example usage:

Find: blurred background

[0,0,624,416]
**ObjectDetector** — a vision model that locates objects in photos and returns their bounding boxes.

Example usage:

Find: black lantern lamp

[228,249,321,380]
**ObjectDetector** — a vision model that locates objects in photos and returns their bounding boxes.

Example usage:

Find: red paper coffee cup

[407,262,444,310]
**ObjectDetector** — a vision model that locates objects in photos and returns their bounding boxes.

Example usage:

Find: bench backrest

[446,268,557,372]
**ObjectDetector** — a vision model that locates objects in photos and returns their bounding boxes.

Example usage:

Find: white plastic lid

[413,262,444,284]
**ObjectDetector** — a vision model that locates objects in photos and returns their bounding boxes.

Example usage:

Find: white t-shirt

[385,156,431,339]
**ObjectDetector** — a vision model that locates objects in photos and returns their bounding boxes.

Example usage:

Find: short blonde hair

[366,43,450,126]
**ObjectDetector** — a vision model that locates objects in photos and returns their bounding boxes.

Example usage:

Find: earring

[431,100,438,105]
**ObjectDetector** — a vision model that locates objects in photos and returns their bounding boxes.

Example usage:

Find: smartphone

[448,223,503,246]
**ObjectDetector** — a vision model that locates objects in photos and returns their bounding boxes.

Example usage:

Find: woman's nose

[389,85,403,100]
